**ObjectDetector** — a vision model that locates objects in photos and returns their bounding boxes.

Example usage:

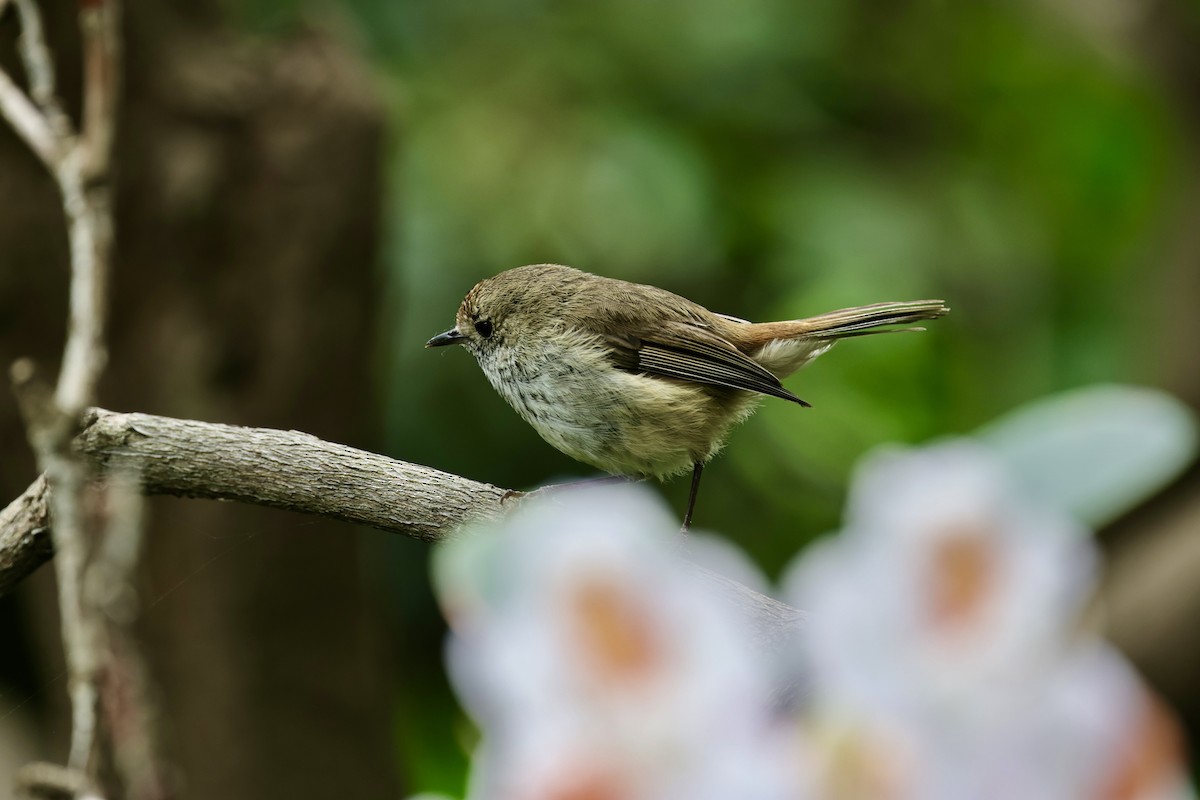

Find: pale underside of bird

[428,264,949,528]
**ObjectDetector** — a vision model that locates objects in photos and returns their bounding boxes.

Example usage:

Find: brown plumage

[428,264,949,528]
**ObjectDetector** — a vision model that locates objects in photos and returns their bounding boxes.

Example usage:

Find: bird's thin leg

[682,462,704,531]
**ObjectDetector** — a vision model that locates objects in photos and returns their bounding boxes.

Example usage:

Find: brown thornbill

[427,264,949,529]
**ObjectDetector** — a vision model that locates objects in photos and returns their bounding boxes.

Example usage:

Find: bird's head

[425,264,585,357]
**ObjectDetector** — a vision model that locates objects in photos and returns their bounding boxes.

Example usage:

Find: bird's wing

[604,321,810,407]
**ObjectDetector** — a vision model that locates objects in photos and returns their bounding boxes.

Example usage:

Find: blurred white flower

[783,440,1193,800]
[435,485,798,800]
[429,393,1197,800]
[785,441,1095,724]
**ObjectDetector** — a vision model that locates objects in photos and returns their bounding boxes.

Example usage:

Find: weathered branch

[75,407,514,535]
[0,408,805,647]
[0,407,511,598]
[0,474,53,597]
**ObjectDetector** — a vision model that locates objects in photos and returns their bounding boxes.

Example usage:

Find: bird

[427,264,948,529]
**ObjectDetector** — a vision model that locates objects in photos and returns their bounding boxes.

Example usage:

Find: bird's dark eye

[474,319,494,338]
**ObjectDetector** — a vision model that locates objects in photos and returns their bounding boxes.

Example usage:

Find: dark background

[2,0,1198,796]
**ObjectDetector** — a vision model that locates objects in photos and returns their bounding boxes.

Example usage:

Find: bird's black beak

[425,328,466,348]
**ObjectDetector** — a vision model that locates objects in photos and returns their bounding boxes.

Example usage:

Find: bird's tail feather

[793,300,950,338]
[738,300,950,345]
[729,300,949,377]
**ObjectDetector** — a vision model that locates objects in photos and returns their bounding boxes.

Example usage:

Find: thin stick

[13,0,74,140]
[0,67,61,166]
[3,0,123,785]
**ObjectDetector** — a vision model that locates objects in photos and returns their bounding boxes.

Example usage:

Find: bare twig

[2,0,123,789]
[12,0,73,134]
[12,363,105,776]
[14,0,59,108]
[10,0,74,153]
[54,147,111,413]
[14,762,96,800]
[3,0,119,412]
[55,0,119,411]
[0,67,60,164]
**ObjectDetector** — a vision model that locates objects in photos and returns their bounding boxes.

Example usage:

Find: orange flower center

[926,531,995,631]
[571,575,662,684]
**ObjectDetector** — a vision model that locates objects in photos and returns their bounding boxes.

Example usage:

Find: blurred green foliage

[237,0,1191,794]
[368,0,1179,555]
